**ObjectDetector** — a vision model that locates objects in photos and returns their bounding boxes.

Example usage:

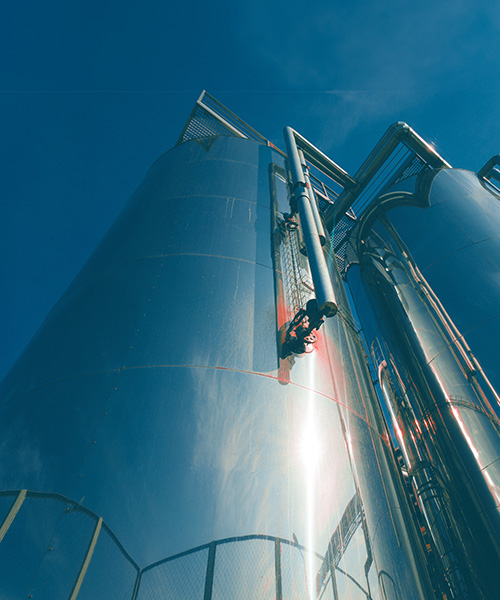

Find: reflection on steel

[477,154,500,196]
[2,92,499,599]
[283,126,337,317]
[315,492,370,600]
[299,149,328,246]
[346,169,500,599]
[0,490,334,599]
[477,153,500,180]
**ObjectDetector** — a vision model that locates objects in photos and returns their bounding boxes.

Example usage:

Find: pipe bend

[477,154,500,179]
[388,121,411,132]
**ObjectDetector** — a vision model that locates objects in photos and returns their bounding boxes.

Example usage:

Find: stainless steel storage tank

[0,97,435,598]
[345,167,500,599]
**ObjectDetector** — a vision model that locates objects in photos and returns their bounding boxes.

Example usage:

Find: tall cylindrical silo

[345,167,500,599]
[0,120,434,598]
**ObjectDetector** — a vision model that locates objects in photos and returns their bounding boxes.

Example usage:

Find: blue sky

[1,0,499,378]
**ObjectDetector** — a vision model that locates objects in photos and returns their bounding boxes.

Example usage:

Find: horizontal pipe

[292,129,356,189]
[477,154,500,180]
[325,122,451,228]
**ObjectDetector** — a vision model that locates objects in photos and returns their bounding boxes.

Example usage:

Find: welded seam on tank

[1,363,386,444]
[368,505,409,554]
[145,139,279,173]
[425,312,500,367]
[133,192,272,211]
[420,234,500,273]
[146,154,268,173]
[418,399,500,434]
[60,253,286,305]
[477,455,500,474]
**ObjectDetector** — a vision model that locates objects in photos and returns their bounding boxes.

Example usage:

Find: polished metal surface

[347,168,500,599]
[0,135,433,598]
[283,127,337,316]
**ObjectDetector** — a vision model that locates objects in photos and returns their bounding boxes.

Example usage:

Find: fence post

[0,490,27,543]
[275,539,282,600]
[204,542,216,600]
[69,516,102,599]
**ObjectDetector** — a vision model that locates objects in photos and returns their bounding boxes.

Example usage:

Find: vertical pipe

[284,127,337,316]
[298,149,327,246]
[204,542,216,600]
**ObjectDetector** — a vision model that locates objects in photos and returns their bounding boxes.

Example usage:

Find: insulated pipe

[284,126,337,317]
[298,149,327,246]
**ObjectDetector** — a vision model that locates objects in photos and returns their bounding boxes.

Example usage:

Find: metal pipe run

[298,149,327,246]
[325,121,451,228]
[292,129,356,189]
[477,154,500,180]
[284,127,337,316]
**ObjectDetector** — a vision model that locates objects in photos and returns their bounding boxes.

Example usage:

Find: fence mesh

[139,547,208,599]
[212,537,275,600]
[0,491,372,599]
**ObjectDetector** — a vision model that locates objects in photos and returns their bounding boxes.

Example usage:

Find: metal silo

[1,93,498,599]
[342,142,500,598]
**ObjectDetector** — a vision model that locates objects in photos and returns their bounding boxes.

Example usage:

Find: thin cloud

[234,0,494,94]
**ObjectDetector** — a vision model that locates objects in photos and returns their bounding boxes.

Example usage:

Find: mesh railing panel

[212,538,276,599]
[0,491,374,598]
[280,541,309,600]
[176,91,273,148]
[178,104,239,145]
[330,141,432,275]
[332,210,358,277]
[347,143,429,217]
[336,527,372,600]
[78,525,139,600]
[0,492,68,598]
[278,221,317,317]
[27,503,97,598]
[139,547,208,600]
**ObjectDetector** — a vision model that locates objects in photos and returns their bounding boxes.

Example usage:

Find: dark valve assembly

[281,299,327,358]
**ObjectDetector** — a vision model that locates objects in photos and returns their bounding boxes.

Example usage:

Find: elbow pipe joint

[477,154,500,180]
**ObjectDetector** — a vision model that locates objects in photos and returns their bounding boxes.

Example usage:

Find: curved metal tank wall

[0,135,432,599]
[346,168,500,599]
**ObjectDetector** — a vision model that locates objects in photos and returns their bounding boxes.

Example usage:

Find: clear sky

[1,0,499,379]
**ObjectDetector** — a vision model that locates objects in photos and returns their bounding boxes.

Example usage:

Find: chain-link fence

[0,490,348,600]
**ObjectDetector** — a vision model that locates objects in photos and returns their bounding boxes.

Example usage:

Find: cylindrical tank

[0,134,433,598]
[346,168,500,599]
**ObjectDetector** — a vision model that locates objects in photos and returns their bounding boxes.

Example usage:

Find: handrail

[477,154,500,180]
[325,121,451,227]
